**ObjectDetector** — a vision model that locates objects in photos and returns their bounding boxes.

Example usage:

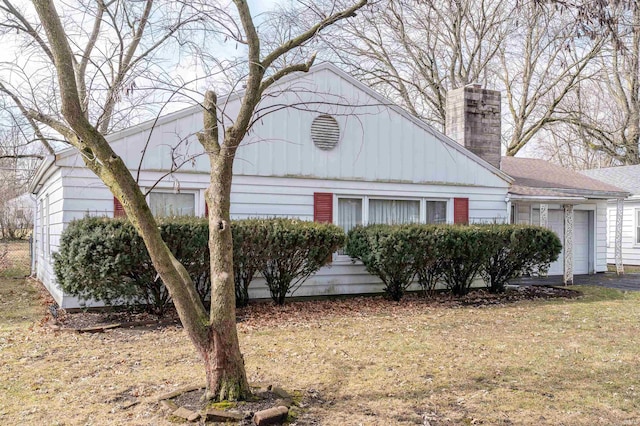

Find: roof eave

[28,155,56,194]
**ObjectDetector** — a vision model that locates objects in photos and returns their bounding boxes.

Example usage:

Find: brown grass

[1,246,640,425]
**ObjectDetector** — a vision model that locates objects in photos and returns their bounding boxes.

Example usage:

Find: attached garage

[544,209,593,276]
[503,157,628,284]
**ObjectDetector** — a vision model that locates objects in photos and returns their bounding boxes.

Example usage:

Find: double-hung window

[426,200,447,224]
[148,191,196,217]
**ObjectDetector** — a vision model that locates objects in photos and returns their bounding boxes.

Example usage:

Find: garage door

[547,209,590,276]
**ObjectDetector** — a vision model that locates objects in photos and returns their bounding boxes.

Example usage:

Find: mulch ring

[48,285,580,332]
[163,385,324,425]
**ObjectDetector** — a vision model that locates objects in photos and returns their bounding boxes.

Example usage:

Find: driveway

[510,273,640,292]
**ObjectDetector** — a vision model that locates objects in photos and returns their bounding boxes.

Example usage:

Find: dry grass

[608,263,640,274]
[0,240,31,277]
[1,246,640,425]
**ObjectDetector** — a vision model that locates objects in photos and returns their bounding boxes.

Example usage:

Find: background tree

[0,0,366,401]
[320,0,605,158]
[322,0,512,129]
[499,1,605,156]
[543,3,640,165]
[0,123,42,239]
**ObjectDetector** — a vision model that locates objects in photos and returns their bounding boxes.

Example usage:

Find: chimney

[445,84,501,170]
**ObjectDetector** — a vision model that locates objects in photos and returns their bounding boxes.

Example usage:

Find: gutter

[28,155,55,195]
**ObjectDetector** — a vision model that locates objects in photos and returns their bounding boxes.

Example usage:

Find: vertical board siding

[53,67,509,191]
[34,169,65,306]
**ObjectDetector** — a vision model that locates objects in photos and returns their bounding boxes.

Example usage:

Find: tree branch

[261,0,367,70]
[258,53,316,95]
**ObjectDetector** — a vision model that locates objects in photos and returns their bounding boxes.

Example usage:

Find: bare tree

[321,0,605,156]
[545,3,640,165]
[321,0,513,129]
[0,123,41,239]
[499,1,605,156]
[0,0,366,401]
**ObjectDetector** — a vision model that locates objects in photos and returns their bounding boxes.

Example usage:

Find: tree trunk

[203,149,250,401]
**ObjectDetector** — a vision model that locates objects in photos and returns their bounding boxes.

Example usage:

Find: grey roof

[580,165,640,196]
[501,157,629,199]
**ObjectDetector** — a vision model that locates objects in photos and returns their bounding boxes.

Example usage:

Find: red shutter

[314,192,333,223]
[114,197,126,218]
[454,198,469,224]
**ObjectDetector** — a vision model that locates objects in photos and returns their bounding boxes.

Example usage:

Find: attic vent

[311,115,340,150]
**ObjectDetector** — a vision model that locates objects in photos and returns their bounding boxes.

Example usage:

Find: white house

[28,63,625,308]
[29,64,515,308]
[581,166,640,267]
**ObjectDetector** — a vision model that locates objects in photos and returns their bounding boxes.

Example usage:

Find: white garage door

[547,209,590,276]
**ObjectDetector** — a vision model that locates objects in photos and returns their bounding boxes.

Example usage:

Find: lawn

[1,244,640,425]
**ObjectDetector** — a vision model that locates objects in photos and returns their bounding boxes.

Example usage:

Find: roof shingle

[501,157,628,198]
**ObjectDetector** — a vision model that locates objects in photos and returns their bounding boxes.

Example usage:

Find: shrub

[413,226,442,297]
[435,225,499,296]
[345,224,425,301]
[232,219,269,307]
[54,217,213,316]
[258,218,345,305]
[159,218,210,302]
[53,217,169,314]
[480,225,562,293]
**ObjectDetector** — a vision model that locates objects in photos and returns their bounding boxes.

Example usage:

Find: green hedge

[479,224,562,293]
[345,223,563,298]
[232,219,268,308]
[53,217,168,314]
[344,224,425,301]
[54,217,345,312]
[256,218,345,305]
[54,217,209,315]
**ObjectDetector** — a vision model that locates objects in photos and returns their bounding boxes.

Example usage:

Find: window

[426,200,447,224]
[149,192,196,217]
[636,209,640,245]
[39,199,44,256]
[338,198,362,233]
[369,199,420,224]
[332,195,451,259]
[45,195,50,259]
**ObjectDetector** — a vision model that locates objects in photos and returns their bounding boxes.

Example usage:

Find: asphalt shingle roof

[501,157,628,198]
[580,165,640,196]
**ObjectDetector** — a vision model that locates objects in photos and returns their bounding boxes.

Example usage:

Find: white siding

[41,166,508,307]
[605,199,640,266]
[34,169,65,305]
